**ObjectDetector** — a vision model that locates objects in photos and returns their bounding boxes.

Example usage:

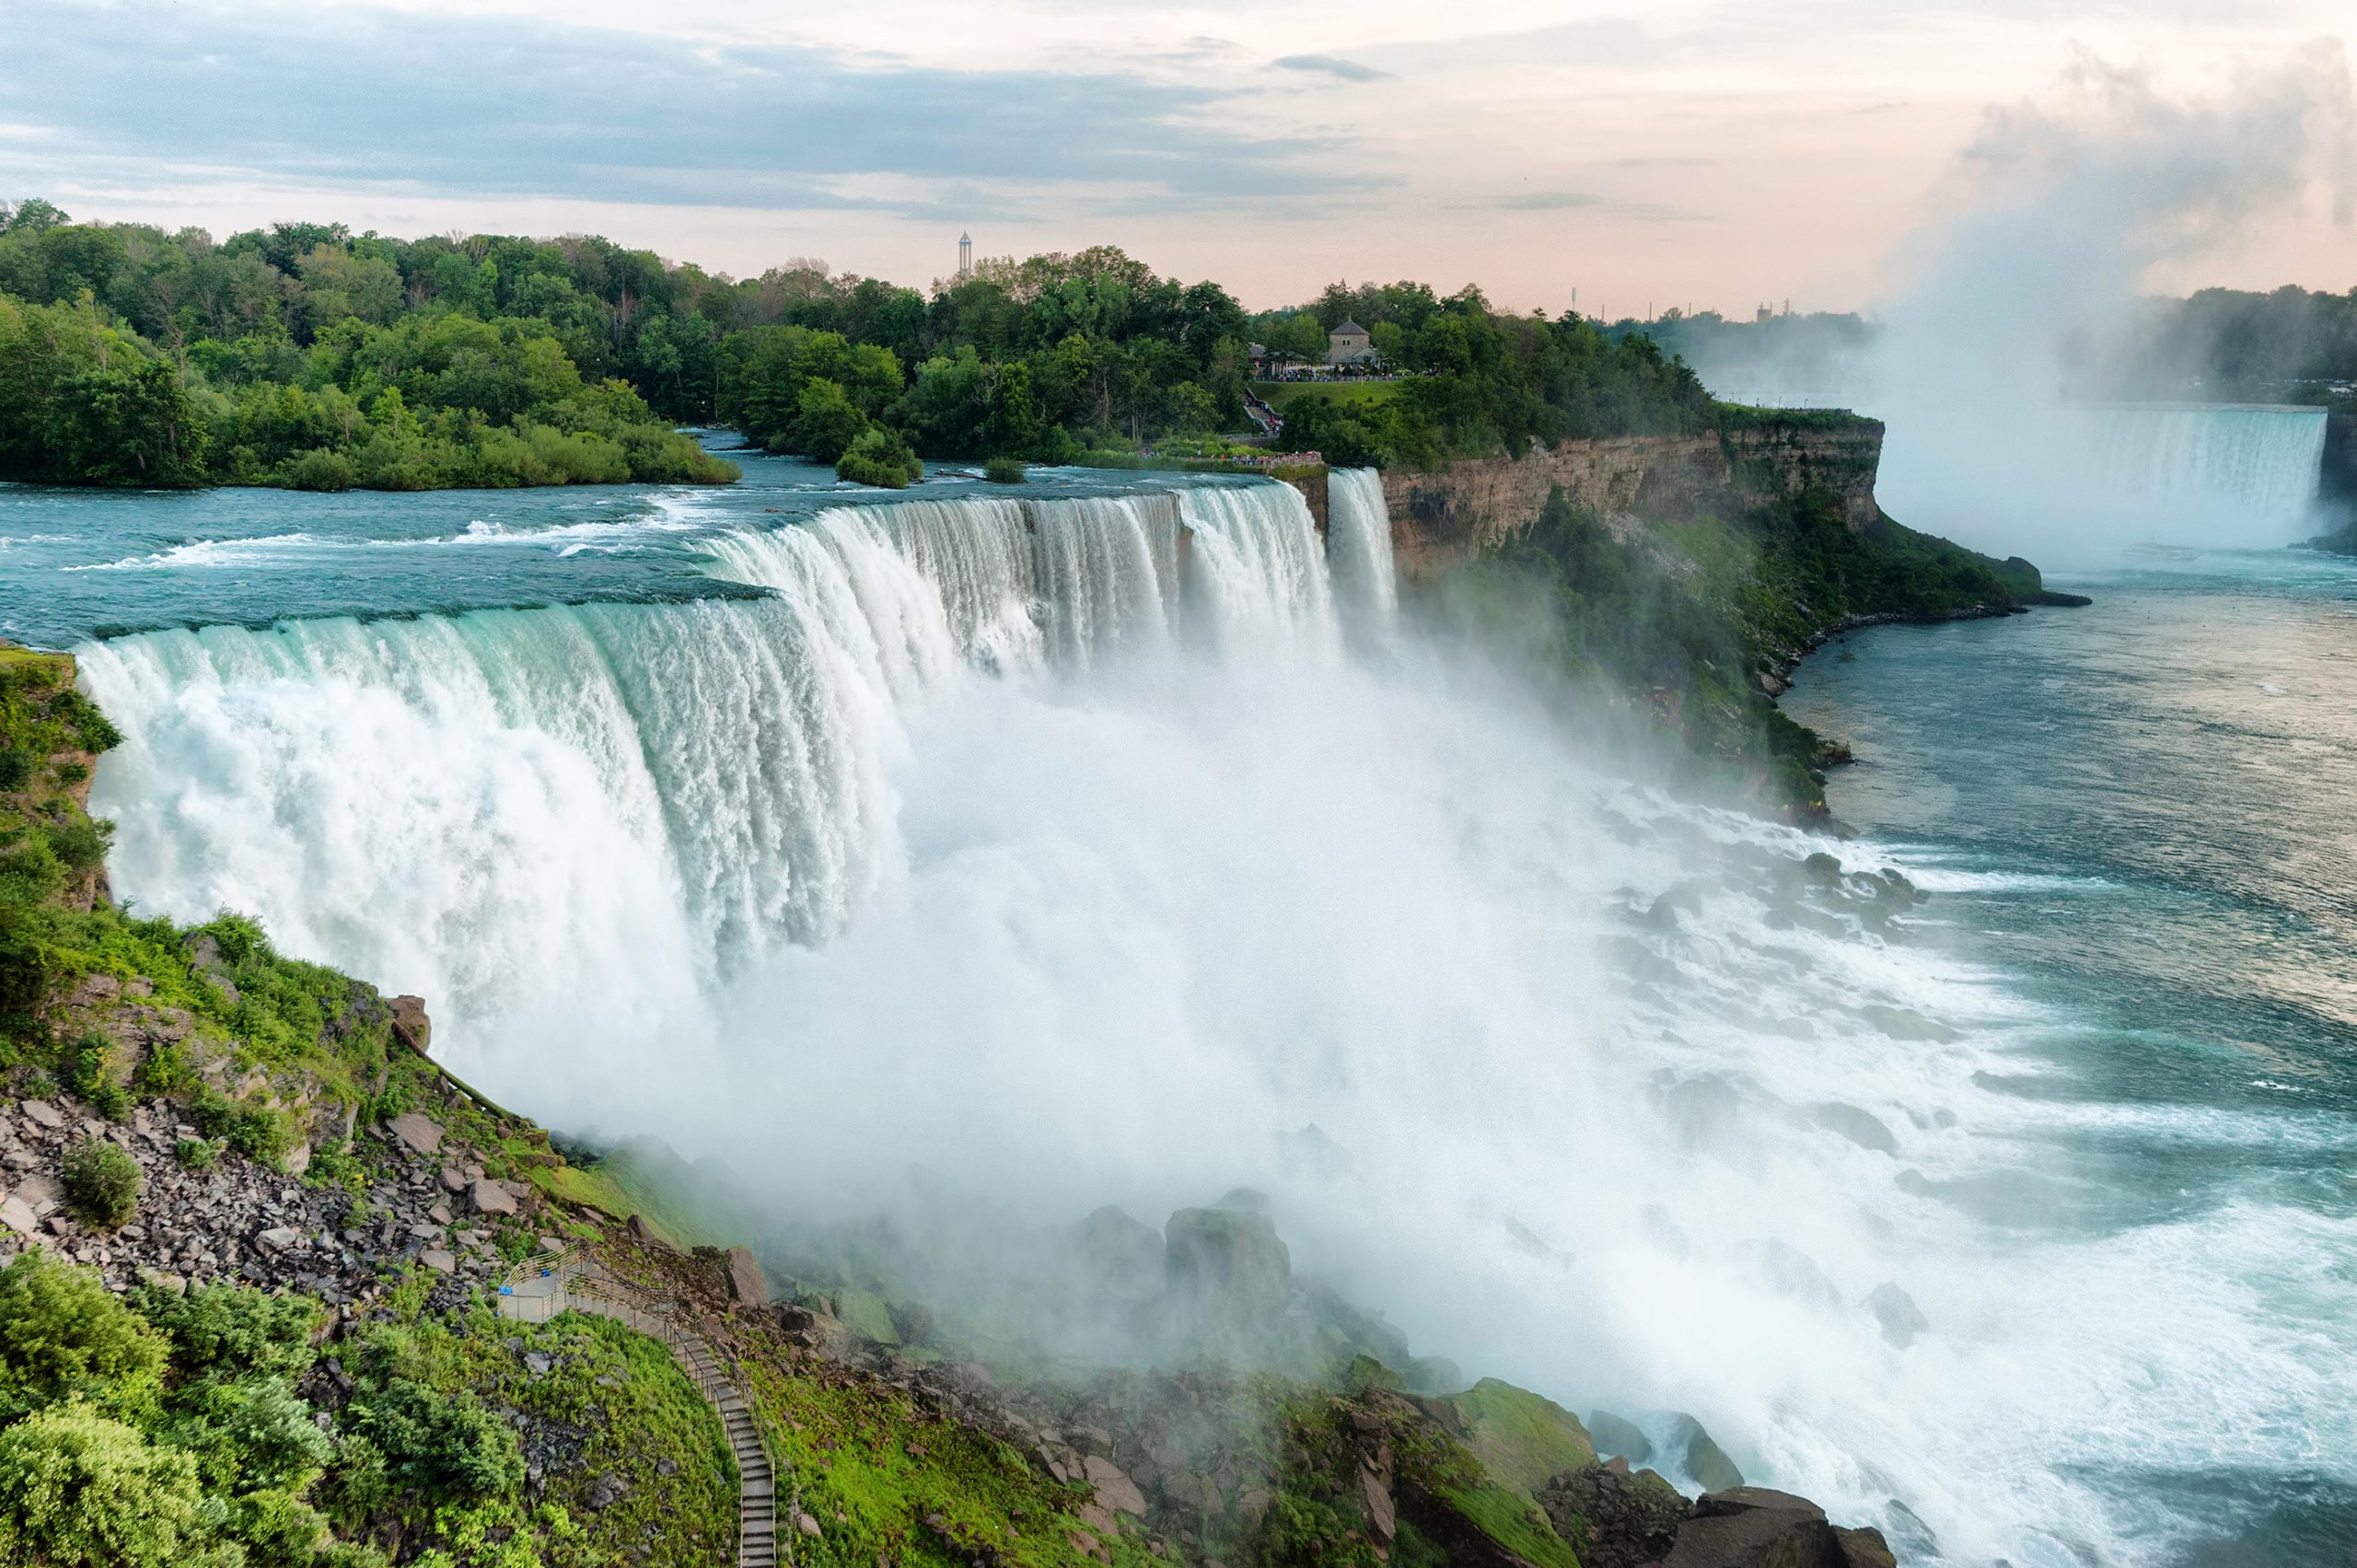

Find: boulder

[256,1226,300,1252]
[419,1249,456,1273]
[1165,1205,1291,1318]
[20,1100,64,1131]
[1448,1378,1595,1499]
[0,1195,36,1236]
[470,1178,517,1216]
[1864,1283,1930,1349]
[1081,1455,1147,1516]
[1666,1414,1745,1493]
[1586,1410,1654,1466]
[389,996,432,1055]
[387,1113,443,1156]
[1066,1204,1165,1299]
[1807,1103,1898,1156]
[1661,1486,1891,1567]
[284,1143,310,1178]
[727,1246,770,1307]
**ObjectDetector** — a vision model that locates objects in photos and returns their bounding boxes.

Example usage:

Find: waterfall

[2088,403,2328,528]
[1326,468,1399,625]
[79,478,1359,1083]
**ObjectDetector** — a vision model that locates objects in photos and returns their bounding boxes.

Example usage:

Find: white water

[75,474,2351,1566]
[1326,468,1399,628]
[2084,403,2329,532]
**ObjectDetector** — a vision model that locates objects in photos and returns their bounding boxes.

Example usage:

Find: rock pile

[0,1089,543,1318]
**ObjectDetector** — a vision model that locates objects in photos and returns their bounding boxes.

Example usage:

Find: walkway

[502,1251,777,1568]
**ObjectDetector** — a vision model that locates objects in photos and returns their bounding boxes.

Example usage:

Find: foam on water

[75,484,2357,1566]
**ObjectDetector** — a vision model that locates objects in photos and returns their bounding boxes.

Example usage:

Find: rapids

[13,448,2346,1566]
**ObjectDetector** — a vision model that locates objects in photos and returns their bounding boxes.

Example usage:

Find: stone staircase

[504,1252,777,1567]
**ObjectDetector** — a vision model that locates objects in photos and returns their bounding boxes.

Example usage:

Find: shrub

[835,426,923,488]
[135,1040,196,1098]
[982,455,1027,484]
[62,1139,143,1229]
[347,1379,526,1500]
[0,748,31,792]
[138,1281,318,1379]
[279,448,356,492]
[0,1252,168,1420]
[174,1137,217,1170]
[63,1033,129,1120]
[0,1401,205,1568]
[191,1087,292,1167]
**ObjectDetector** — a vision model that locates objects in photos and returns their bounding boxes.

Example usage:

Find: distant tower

[958,232,972,279]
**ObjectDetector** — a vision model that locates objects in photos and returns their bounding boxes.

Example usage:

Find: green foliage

[0,1400,209,1568]
[61,1031,130,1118]
[0,1250,168,1422]
[138,1281,319,1380]
[191,1086,295,1167]
[174,1136,219,1170]
[61,1138,145,1228]
[836,425,923,487]
[981,455,1027,483]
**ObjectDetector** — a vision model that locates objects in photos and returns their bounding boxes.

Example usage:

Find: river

[6,456,2351,1566]
[1780,551,2357,1566]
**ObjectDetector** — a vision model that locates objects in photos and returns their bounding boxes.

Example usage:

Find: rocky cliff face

[1375,419,1886,579]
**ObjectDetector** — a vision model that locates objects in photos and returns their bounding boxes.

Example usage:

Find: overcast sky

[4,0,2352,312]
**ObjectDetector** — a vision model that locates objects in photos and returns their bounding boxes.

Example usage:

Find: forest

[0,199,1718,489]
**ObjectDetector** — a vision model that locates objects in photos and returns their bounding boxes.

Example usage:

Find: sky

[3,0,2353,312]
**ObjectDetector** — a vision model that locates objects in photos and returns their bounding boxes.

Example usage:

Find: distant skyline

[4,0,2353,313]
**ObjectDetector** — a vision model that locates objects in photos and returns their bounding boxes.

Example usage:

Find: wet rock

[1663,1486,1892,1567]
[1666,1414,1744,1493]
[1083,1455,1147,1516]
[1164,1205,1291,1332]
[1586,1409,1654,1466]
[1860,1005,1959,1043]
[389,995,432,1055]
[727,1245,770,1307]
[1807,1102,1898,1156]
[388,1113,443,1156]
[1864,1283,1930,1349]
[1537,1458,1686,1568]
[1741,1240,1843,1309]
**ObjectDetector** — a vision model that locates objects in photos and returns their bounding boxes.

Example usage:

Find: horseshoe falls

[15,453,2349,1568]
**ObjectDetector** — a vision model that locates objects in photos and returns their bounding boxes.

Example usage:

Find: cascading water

[2088,403,2328,529]
[1326,468,1399,626]
[64,465,2354,1567]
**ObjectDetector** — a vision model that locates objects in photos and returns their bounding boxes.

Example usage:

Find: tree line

[0,198,1720,490]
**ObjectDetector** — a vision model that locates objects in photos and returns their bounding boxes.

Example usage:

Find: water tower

[958,232,972,279]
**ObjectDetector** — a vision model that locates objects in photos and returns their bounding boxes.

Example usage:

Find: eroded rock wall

[1375,420,1885,580]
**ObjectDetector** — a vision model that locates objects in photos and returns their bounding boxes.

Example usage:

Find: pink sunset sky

[5,0,2352,313]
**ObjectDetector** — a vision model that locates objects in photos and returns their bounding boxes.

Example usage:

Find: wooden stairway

[517,1256,779,1567]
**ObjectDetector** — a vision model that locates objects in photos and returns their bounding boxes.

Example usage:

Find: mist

[82,470,2353,1566]
[1676,48,2355,563]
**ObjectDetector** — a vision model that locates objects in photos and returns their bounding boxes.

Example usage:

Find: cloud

[1271,53,1394,84]
[1497,191,1606,210]
[0,0,1377,218]
[1485,190,1701,221]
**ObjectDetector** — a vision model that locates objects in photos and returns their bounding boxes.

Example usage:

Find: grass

[731,1313,1156,1568]
[1447,1379,1596,1502]
[1252,381,1404,412]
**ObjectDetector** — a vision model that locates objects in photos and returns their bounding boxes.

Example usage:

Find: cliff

[1377,418,1885,580]
[1356,412,2064,815]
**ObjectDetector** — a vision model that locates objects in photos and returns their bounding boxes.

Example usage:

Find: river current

[5,449,2351,1567]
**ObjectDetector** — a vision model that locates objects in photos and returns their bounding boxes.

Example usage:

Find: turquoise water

[13,452,2355,1564]
[1782,552,2357,1565]
[0,442,1249,649]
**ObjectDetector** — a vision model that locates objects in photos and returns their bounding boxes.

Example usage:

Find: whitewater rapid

[75,470,2353,1566]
